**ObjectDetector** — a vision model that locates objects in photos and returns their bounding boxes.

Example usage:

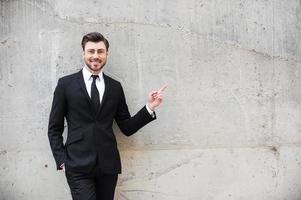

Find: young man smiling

[48,32,166,200]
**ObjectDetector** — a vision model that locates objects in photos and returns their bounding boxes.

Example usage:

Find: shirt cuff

[146,104,155,118]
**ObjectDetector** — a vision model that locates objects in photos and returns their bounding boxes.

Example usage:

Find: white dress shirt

[82,66,105,102]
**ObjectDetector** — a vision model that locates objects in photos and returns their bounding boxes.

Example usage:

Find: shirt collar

[82,66,104,82]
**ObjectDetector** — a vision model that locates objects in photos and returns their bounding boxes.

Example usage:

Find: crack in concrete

[13,0,301,64]
[119,189,200,199]
[51,14,301,64]
[119,152,203,185]
[148,152,203,181]
[119,142,301,151]
[118,192,130,200]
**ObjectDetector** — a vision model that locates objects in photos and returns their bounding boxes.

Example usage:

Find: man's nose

[92,52,98,58]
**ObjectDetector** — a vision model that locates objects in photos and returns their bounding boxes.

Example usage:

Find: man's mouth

[90,59,101,65]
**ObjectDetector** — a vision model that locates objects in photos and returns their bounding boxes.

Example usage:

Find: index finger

[158,84,168,94]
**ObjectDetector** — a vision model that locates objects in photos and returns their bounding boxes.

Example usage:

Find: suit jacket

[48,70,156,174]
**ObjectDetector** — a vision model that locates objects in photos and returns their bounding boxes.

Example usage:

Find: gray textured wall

[1,0,301,199]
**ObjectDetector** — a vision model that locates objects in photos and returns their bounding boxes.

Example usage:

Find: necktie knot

[91,75,99,81]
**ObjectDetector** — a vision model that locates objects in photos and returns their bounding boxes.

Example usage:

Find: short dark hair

[81,32,109,51]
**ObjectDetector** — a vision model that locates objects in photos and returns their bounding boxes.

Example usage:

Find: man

[48,32,166,200]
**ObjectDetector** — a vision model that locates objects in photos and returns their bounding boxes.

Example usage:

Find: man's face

[83,41,108,73]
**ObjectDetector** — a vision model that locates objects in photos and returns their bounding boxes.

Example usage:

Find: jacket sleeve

[115,83,156,136]
[48,78,67,170]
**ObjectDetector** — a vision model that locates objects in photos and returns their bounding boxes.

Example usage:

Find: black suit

[48,69,155,199]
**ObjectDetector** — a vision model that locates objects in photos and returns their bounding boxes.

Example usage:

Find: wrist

[147,103,155,111]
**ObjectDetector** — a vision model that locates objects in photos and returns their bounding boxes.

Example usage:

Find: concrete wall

[1,0,301,199]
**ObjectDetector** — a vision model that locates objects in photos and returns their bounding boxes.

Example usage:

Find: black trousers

[65,166,118,200]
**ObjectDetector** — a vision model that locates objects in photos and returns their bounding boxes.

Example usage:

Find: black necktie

[91,75,100,112]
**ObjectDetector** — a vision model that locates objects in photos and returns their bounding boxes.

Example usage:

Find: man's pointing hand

[147,84,167,111]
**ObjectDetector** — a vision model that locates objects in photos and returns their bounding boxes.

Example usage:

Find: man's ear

[82,51,85,58]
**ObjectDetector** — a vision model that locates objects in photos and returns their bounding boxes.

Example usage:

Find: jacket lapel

[76,69,92,106]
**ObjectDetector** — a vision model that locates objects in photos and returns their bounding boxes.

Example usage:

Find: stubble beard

[85,59,106,74]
